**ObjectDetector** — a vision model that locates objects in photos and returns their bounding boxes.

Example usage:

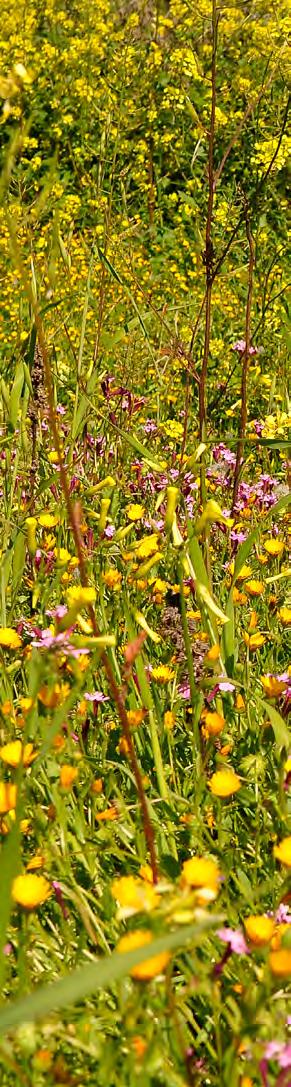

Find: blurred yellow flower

[111,875,159,916]
[244,915,274,946]
[202,710,225,736]
[208,769,241,797]
[273,836,291,867]
[103,569,122,590]
[278,606,291,626]
[39,512,59,528]
[269,949,291,976]
[12,874,51,909]
[164,710,175,730]
[59,765,78,790]
[117,929,171,979]
[0,741,36,767]
[0,628,22,649]
[181,856,219,894]
[0,782,17,813]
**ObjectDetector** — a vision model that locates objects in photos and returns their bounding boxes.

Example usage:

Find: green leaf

[0,819,21,997]
[0,917,221,1034]
[260,700,290,750]
[9,362,24,430]
[114,427,166,473]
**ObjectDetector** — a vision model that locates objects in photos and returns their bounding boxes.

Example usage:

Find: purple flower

[217,927,249,954]
[84,691,109,703]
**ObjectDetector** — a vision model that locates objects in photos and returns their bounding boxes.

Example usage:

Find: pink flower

[217,927,249,954]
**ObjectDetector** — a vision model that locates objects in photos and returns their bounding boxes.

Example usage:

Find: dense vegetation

[0,1,290,1084]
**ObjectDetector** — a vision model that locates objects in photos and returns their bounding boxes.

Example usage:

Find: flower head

[244,915,274,946]
[208,769,241,797]
[274,837,291,868]
[12,874,51,909]
[117,929,171,980]
[0,741,36,767]
[0,628,22,650]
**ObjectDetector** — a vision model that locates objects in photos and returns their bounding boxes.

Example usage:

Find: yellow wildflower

[0,628,22,649]
[117,929,171,980]
[269,949,291,977]
[91,778,103,794]
[233,588,247,605]
[59,765,78,790]
[151,665,174,684]
[208,769,241,797]
[26,854,45,871]
[127,709,145,728]
[202,710,225,736]
[244,632,266,650]
[181,856,219,895]
[38,513,59,528]
[126,503,145,521]
[273,837,291,867]
[103,569,122,590]
[134,534,159,560]
[0,741,36,767]
[278,606,291,626]
[0,782,17,813]
[244,581,264,597]
[12,874,51,909]
[111,875,159,916]
[264,539,285,557]
[95,806,118,821]
[244,915,274,946]
[261,675,287,699]
[164,710,175,730]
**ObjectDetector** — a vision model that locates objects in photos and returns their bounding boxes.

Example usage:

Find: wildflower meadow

[0,0,290,1084]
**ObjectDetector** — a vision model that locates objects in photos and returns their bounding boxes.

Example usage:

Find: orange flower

[0,741,36,767]
[269,949,291,977]
[95,806,118,821]
[261,674,287,699]
[202,710,225,736]
[59,765,78,790]
[181,856,219,894]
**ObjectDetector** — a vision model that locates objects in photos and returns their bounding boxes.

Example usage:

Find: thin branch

[199,0,218,457]
[231,206,255,513]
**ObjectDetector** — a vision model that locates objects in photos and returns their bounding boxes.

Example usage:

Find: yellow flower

[284,755,291,774]
[205,644,220,662]
[0,782,17,813]
[244,632,266,650]
[111,875,159,916]
[261,674,287,699]
[19,697,34,714]
[151,665,175,684]
[269,949,291,977]
[126,503,145,521]
[278,606,291,626]
[91,777,103,794]
[164,710,175,730]
[234,564,253,581]
[134,534,159,560]
[117,929,171,980]
[273,836,291,867]
[12,874,51,909]
[264,539,285,557]
[103,569,122,591]
[38,682,70,708]
[202,710,225,736]
[233,587,247,605]
[127,709,145,728]
[208,769,241,797]
[244,580,264,597]
[26,854,45,871]
[181,856,220,894]
[54,547,71,566]
[0,628,22,649]
[244,915,274,946]
[95,806,118,822]
[38,512,59,528]
[59,764,78,790]
[235,693,246,711]
[0,741,36,767]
